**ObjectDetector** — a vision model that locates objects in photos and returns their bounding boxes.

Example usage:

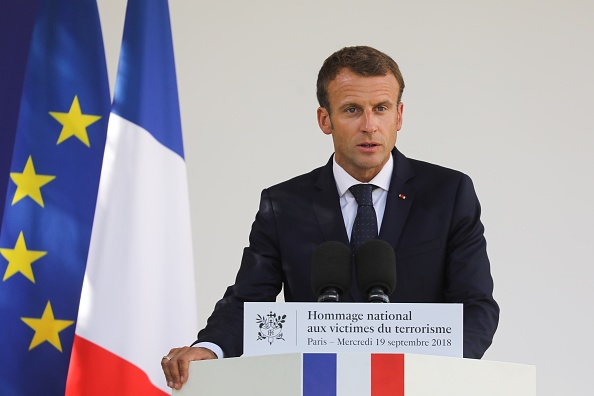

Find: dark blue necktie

[349,184,378,251]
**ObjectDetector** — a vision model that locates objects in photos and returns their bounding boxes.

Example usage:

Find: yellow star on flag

[49,95,102,147]
[21,301,74,352]
[0,231,47,283]
[10,156,56,207]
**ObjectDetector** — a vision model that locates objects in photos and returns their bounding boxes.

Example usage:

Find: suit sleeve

[193,189,283,357]
[446,174,499,358]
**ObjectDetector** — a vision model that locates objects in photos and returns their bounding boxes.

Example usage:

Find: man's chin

[355,153,389,169]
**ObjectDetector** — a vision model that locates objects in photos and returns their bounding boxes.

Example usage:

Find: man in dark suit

[162,46,499,391]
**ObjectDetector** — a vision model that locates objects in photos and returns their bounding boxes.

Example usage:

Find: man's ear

[317,107,332,135]
[396,101,404,131]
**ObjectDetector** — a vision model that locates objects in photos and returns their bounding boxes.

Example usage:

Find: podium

[174,353,535,395]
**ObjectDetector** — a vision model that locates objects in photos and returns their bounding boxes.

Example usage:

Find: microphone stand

[318,287,341,302]
[367,286,390,303]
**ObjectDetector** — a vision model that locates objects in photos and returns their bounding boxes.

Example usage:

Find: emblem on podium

[256,311,286,345]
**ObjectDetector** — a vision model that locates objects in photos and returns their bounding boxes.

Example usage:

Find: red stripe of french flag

[371,354,405,396]
[68,337,165,396]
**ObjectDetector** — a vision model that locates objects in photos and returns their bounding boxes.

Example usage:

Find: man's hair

[316,46,405,111]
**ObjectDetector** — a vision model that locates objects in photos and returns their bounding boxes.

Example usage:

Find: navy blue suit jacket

[196,149,499,359]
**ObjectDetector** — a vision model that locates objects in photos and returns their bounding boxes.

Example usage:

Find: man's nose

[361,110,377,133]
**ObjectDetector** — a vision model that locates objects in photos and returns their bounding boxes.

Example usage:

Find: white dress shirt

[333,154,393,240]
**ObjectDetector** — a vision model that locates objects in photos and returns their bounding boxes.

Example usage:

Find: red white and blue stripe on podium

[303,353,404,396]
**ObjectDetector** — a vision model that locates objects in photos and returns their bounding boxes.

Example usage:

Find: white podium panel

[174,353,535,396]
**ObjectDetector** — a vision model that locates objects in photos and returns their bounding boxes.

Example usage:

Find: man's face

[317,68,403,182]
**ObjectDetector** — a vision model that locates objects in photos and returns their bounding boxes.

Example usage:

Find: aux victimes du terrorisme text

[305,310,452,348]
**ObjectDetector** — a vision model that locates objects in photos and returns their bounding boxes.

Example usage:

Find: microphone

[355,239,396,303]
[311,241,352,302]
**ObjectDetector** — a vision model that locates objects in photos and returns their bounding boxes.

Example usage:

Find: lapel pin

[398,193,406,200]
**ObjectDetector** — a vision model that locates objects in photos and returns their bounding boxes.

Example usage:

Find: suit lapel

[379,149,415,250]
[312,155,350,246]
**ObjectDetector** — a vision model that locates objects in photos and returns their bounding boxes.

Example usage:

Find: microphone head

[355,239,396,295]
[311,241,352,296]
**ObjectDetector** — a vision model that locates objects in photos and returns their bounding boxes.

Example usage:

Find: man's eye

[345,108,356,114]
[376,106,386,111]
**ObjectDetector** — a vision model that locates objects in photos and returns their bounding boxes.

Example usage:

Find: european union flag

[0,0,109,394]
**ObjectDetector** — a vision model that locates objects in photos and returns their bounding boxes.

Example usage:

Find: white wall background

[98,1,594,395]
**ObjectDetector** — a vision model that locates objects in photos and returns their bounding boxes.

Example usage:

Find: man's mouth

[359,143,379,148]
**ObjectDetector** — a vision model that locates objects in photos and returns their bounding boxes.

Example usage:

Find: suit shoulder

[266,165,325,193]
[407,157,469,182]
[404,157,481,206]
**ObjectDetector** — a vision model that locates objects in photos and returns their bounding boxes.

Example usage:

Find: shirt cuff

[194,342,225,359]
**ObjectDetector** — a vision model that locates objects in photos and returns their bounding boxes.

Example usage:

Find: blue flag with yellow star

[0,0,109,394]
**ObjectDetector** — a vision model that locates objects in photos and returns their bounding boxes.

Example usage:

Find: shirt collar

[333,153,393,197]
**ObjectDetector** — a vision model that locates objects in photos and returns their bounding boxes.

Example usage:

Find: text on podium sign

[243,302,462,357]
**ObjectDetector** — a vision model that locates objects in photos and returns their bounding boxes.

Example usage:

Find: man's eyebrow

[337,102,360,110]
[373,100,393,108]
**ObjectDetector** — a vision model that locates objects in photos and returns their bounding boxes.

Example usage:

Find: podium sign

[244,302,462,357]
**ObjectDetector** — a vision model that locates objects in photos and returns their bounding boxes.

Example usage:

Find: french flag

[304,353,404,396]
[66,1,197,394]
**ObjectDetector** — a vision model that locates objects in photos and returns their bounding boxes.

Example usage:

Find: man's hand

[161,346,217,390]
